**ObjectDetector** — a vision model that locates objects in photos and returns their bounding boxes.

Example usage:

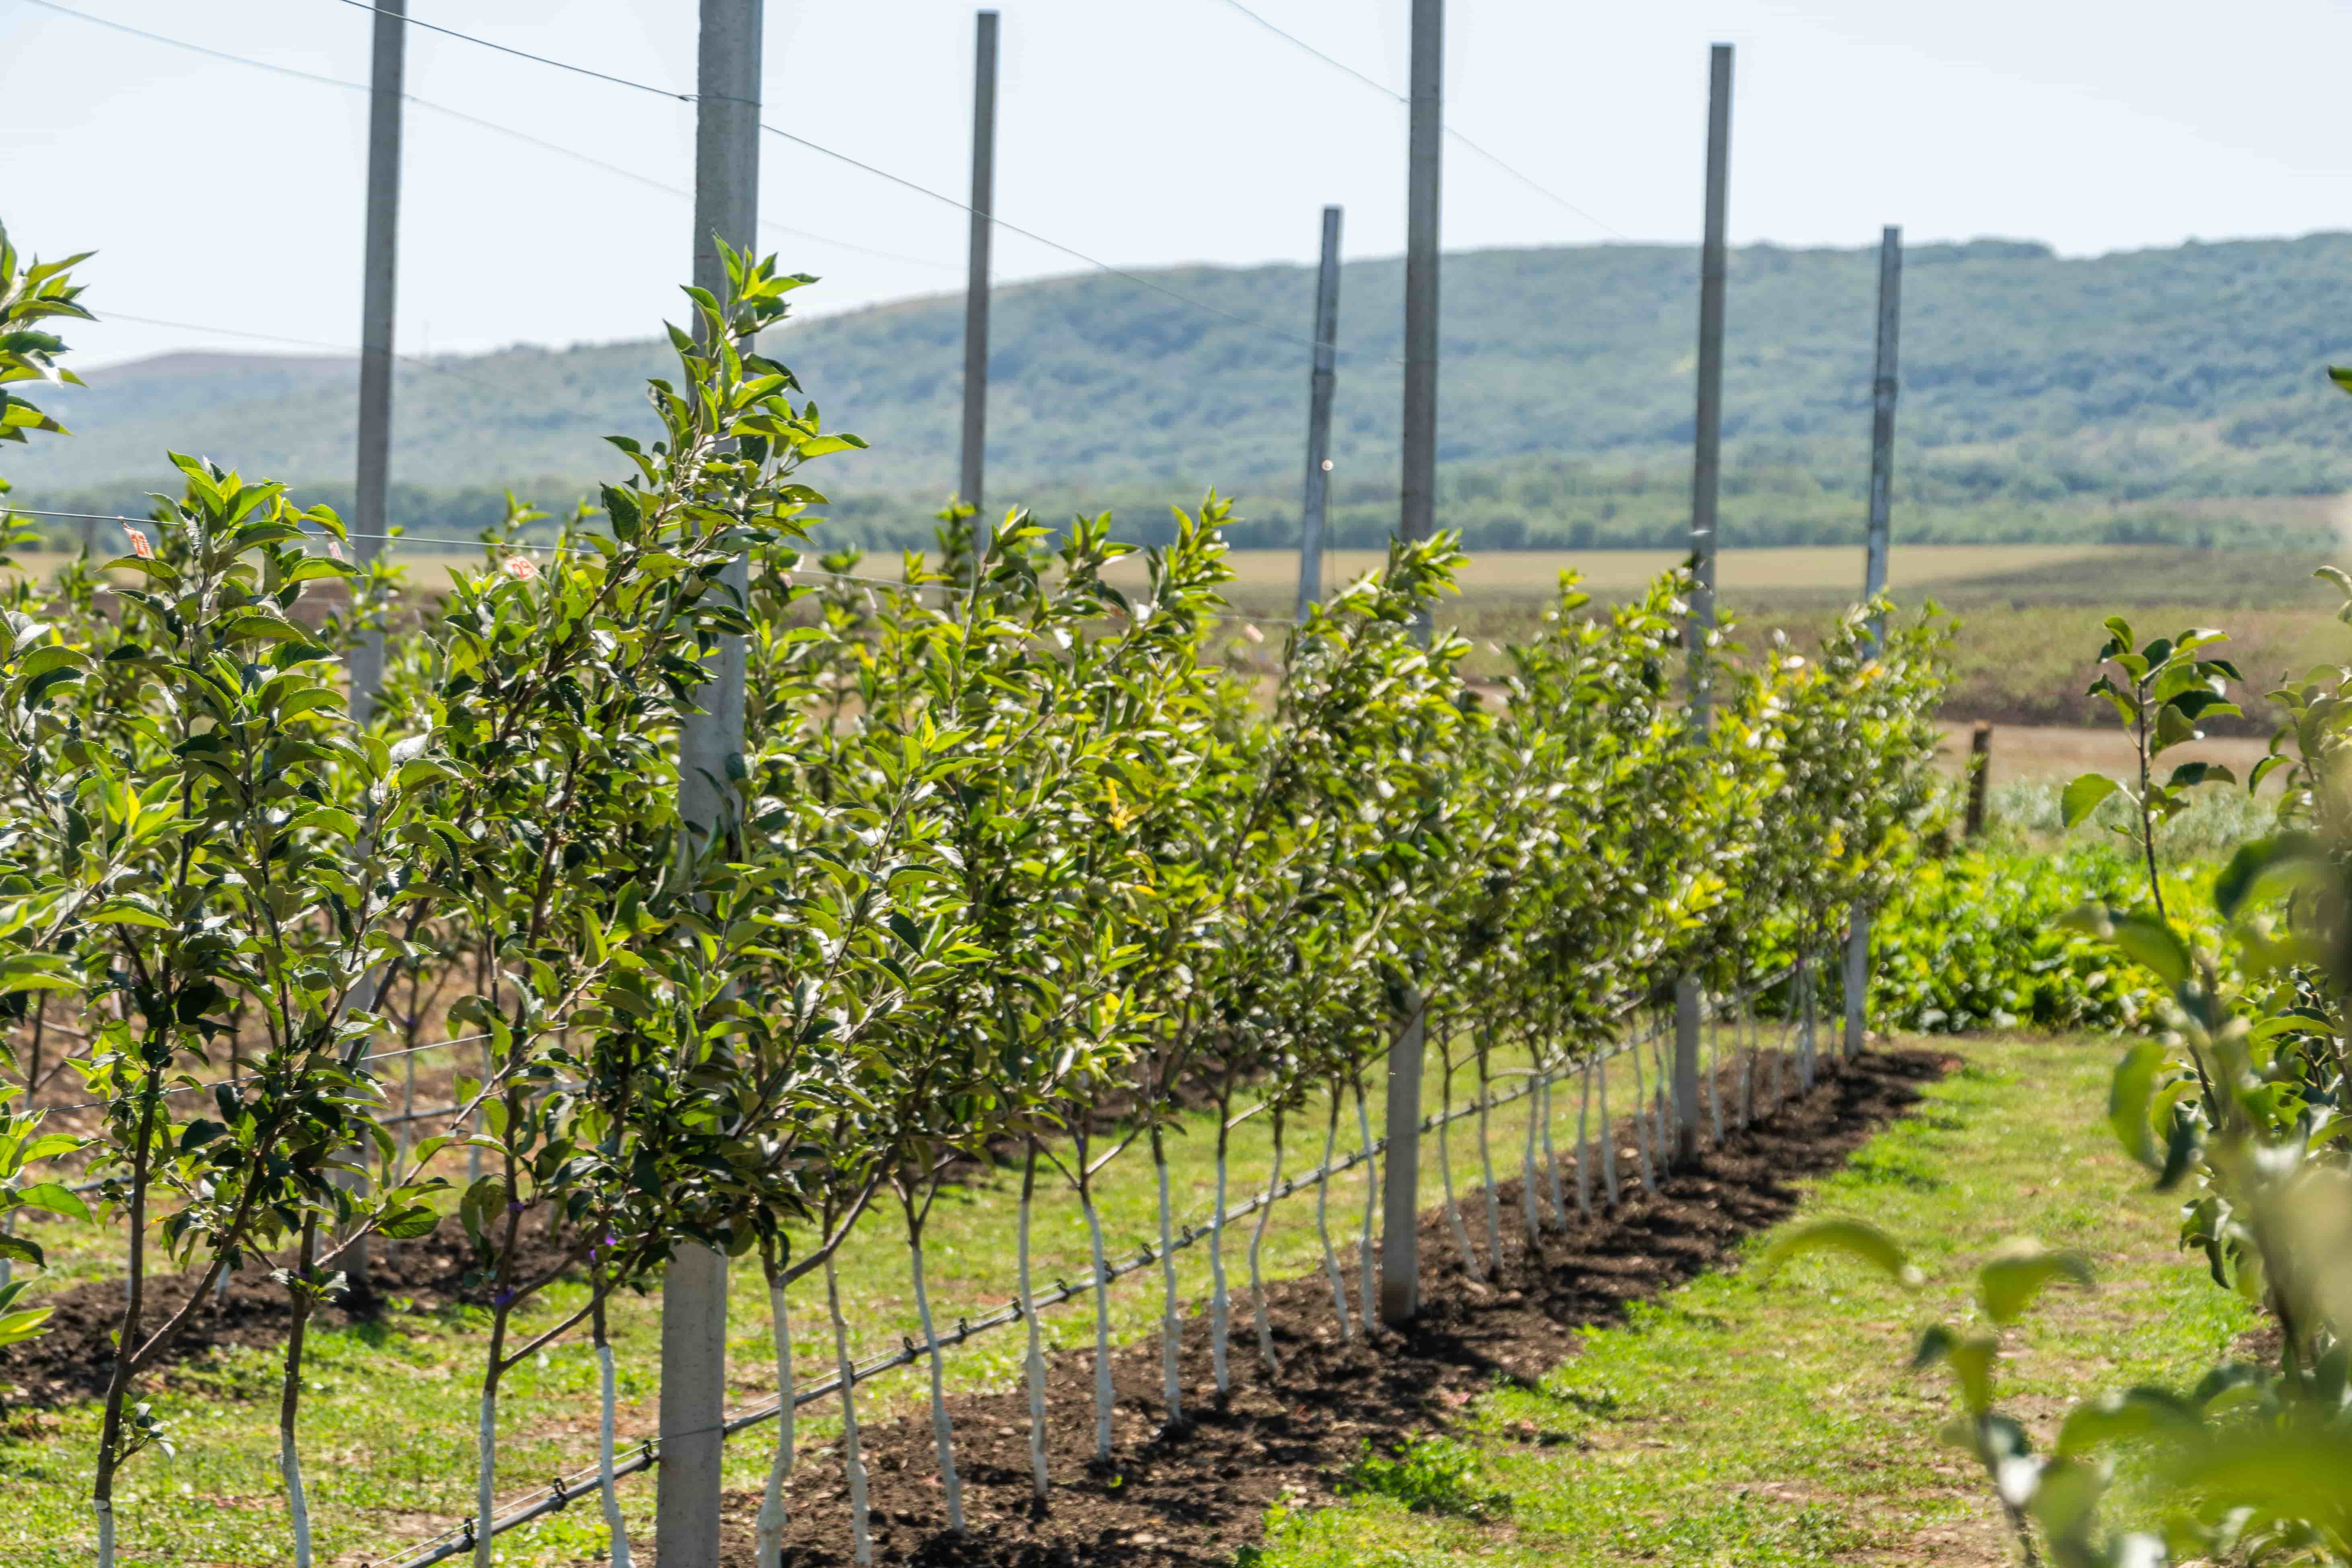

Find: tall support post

[1686,41,1733,724]
[337,0,408,1302]
[1295,204,1343,622]
[350,0,406,730]
[1673,43,1734,1158]
[957,10,999,515]
[661,3,762,1563]
[1380,0,1443,1332]
[1846,224,1902,1061]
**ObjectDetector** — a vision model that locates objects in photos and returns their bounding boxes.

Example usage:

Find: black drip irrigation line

[377,962,1812,1568]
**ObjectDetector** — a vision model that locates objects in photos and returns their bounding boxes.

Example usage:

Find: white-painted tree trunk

[1518,1065,1543,1237]
[1574,1065,1594,1218]
[473,1388,498,1568]
[1081,1181,1116,1459]
[1742,1008,1758,1127]
[1709,1005,1724,1144]
[754,1279,795,1568]
[1627,1038,1657,1194]
[826,1256,873,1568]
[1018,1143,1048,1498]
[1540,1073,1568,1228]
[1209,1134,1231,1396]
[1800,965,1818,1091]
[1351,1076,1378,1329]
[1598,1059,1620,1207]
[1250,1119,1284,1372]
[1314,1092,1351,1340]
[907,1231,966,1531]
[1151,1132,1183,1422]
[95,1501,112,1568]
[597,1341,632,1568]
[1475,1037,1502,1265]
[1436,1063,1480,1275]
[282,1430,312,1568]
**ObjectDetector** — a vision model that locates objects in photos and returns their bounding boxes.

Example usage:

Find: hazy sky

[6,0,2351,367]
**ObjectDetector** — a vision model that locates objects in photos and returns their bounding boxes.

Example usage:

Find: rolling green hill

[16,233,2352,552]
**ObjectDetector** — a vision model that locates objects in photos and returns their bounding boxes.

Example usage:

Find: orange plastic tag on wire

[123,525,152,560]
[503,555,539,582]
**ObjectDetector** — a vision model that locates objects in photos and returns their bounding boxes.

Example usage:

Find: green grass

[1250,1035,2255,1568]
[0,1029,1673,1568]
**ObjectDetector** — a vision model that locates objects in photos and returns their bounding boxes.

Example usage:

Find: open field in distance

[12,540,2346,735]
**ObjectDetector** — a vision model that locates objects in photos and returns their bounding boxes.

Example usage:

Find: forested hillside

[19,232,2352,550]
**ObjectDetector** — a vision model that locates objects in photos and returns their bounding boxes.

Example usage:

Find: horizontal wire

[383,964,1808,1567]
[19,0,952,273]
[1205,0,1632,242]
[323,0,700,104]
[306,0,1392,366]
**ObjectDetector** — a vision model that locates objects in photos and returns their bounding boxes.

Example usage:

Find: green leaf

[1976,1237,2095,1325]
[2110,912,2190,987]
[2060,773,2119,828]
[0,1306,55,1348]
[2165,761,2235,790]
[1757,1217,1923,1288]
[12,1181,91,1223]
[2107,1043,2165,1168]
[2214,832,2322,920]
[84,897,174,930]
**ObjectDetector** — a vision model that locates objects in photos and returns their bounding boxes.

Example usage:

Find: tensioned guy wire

[311,0,1397,365]
[17,0,952,274]
[1205,0,1632,241]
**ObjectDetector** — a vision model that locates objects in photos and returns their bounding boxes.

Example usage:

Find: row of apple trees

[0,225,1948,1568]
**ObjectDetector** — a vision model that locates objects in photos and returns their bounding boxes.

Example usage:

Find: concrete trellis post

[1672,43,1734,1155]
[1378,0,1443,1331]
[659,2,762,1563]
[1295,204,1342,622]
[957,11,998,516]
[1846,224,1903,1059]
[350,0,404,732]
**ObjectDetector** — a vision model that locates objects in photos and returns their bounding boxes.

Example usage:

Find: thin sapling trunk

[1475,1031,1502,1263]
[1627,1034,1657,1195]
[826,1254,873,1568]
[1597,1052,1620,1207]
[1209,1094,1232,1397]
[1351,1071,1377,1330]
[1519,1063,1543,1240]
[1313,1086,1351,1340]
[755,1242,796,1568]
[1436,1028,1480,1276]
[1250,1107,1285,1372]
[903,1196,966,1532]
[1076,1154,1116,1461]
[1539,1071,1568,1228]
[1150,1122,1184,1426]
[1018,1138,1048,1498]
[279,1213,319,1568]
[1574,1063,1594,1219]
[593,1284,632,1568]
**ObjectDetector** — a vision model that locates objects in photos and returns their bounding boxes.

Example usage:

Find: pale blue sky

[5,0,2350,366]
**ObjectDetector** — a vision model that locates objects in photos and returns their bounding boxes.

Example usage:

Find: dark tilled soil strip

[0,1219,577,1409]
[682,1047,1952,1568]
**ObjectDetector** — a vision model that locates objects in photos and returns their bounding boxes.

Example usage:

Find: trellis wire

[378,960,1811,1568]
